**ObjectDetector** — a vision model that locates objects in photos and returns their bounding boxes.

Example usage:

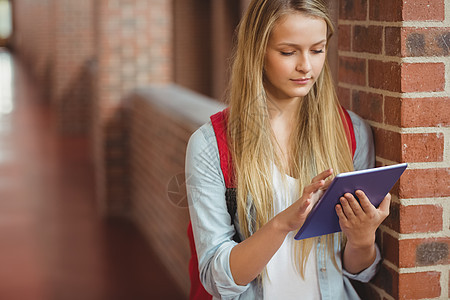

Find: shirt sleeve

[343,110,381,282]
[342,243,382,283]
[185,122,250,298]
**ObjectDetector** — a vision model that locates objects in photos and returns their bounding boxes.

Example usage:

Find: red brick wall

[12,0,94,133]
[127,86,224,295]
[338,0,450,299]
[94,0,173,215]
[12,0,55,99]
[53,0,94,133]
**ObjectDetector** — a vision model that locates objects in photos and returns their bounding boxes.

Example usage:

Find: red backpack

[187,107,356,299]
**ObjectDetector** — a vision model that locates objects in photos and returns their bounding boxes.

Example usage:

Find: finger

[303,180,325,195]
[339,196,354,219]
[355,190,376,213]
[320,178,333,191]
[343,192,365,217]
[335,203,347,222]
[297,197,314,217]
[311,168,333,183]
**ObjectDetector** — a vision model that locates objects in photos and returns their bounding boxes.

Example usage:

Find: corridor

[0,49,185,299]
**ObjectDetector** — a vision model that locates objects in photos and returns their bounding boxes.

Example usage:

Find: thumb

[378,193,391,214]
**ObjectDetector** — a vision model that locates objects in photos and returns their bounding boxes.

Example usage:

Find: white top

[263,166,321,299]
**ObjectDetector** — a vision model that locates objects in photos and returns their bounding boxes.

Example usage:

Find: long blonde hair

[227,0,354,278]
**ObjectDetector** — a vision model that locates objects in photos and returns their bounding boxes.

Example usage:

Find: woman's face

[264,13,328,103]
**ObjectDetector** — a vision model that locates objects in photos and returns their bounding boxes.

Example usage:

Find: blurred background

[0,0,265,299]
[1,0,449,300]
[0,0,337,298]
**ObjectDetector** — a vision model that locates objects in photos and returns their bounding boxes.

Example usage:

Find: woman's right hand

[274,168,334,234]
[230,168,334,285]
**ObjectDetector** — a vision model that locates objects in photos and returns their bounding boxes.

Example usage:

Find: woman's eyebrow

[276,39,327,47]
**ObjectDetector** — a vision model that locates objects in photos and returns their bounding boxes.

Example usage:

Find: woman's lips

[291,78,311,84]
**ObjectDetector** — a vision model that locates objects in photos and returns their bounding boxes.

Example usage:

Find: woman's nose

[295,54,312,73]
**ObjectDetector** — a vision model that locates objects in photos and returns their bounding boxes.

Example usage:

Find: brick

[400,238,450,267]
[372,264,399,298]
[383,201,400,232]
[384,97,450,128]
[351,281,383,300]
[402,0,445,21]
[339,0,367,21]
[373,128,401,162]
[402,133,444,162]
[368,60,401,92]
[385,27,401,57]
[399,272,441,299]
[401,63,445,93]
[338,57,366,86]
[382,232,399,266]
[337,86,351,109]
[403,27,450,57]
[400,205,443,234]
[351,90,383,123]
[399,168,450,198]
[338,24,351,51]
[386,27,450,58]
[384,96,402,126]
[369,0,402,22]
[353,26,383,54]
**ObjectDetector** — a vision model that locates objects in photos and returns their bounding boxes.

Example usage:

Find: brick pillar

[173,0,212,96]
[95,0,172,215]
[11,0,55,99]
[210,0,241,100]
[338,0,449,299]
[52,0,94,133]
[12,0,95,133]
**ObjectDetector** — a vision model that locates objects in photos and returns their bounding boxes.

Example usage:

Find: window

[0,0,12,40]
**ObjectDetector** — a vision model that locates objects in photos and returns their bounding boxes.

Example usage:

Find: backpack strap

[210,108,240,243]
[186,109,240,300]
[210,108,235,188]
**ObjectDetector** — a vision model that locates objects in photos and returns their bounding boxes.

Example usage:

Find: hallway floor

[0,49,185,299]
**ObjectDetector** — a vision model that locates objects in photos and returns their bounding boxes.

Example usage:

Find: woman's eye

[280,51,295,56]
[312,49,325,54]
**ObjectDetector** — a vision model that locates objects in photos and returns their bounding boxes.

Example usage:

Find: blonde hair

[227,0,354,278]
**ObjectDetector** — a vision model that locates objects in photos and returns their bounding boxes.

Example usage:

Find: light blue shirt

[186,110,380,299]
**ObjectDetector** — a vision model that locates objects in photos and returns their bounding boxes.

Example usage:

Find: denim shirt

[186,110,380,299]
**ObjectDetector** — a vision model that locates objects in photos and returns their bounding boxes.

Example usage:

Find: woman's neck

[267,95,301,131]
[266,95,302,174]
[266,95,302,124]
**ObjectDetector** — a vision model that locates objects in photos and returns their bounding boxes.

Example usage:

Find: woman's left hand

[336,190,391,248]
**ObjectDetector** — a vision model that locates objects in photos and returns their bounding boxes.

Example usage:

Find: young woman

[186,0,390,299]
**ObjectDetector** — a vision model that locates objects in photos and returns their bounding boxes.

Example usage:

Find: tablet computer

[294,163,407,240]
